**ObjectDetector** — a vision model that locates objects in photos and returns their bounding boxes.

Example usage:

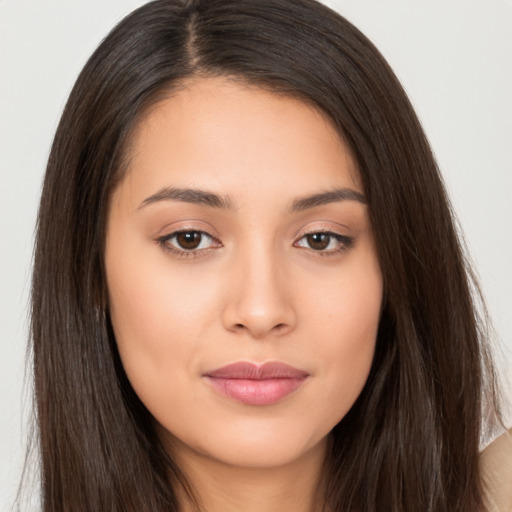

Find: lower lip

[205,377,306,405]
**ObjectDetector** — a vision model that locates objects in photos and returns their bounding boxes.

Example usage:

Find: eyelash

[156,229,354,258]
[294,230,354,256]
[156,230,220,258]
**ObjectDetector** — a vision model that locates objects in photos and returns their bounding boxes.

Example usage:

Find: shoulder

[481,428,512,512]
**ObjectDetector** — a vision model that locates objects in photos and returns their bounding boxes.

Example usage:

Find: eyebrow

[290,188,367,212]
[139,187,234,210]
[138,186,367,212]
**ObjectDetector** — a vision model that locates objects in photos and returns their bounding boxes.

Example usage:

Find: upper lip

[205,361,309,380]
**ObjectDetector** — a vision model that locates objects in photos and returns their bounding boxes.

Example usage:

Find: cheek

[303,253,382,421]
[105,232,216,407]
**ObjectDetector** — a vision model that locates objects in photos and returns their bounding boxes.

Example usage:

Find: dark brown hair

[28,0,500,510]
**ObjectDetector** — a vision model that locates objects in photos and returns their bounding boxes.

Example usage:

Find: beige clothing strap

[481,428,512,512]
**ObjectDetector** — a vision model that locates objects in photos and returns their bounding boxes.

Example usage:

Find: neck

[170,439,328,512]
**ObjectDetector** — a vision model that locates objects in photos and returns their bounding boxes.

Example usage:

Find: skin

[105,77,383,512]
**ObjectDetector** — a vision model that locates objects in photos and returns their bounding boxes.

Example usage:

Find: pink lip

[204,362,309,406]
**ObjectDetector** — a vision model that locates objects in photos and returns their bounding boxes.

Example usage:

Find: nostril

[232,322,288,335]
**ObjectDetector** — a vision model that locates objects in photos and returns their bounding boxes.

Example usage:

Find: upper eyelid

[156,223,219,239]
[157,223,350,238]
[298,227,343,236]
[162,228,213,237]
[295,221,350,235]
[294,227,351,242]
[159,227,348,240]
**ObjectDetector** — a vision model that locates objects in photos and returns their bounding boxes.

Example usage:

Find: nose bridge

[222,235,296,338]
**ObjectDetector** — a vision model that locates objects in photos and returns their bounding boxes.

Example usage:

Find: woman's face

[105,77,383,470]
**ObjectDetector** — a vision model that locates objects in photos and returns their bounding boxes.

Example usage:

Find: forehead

[117,77,362,208]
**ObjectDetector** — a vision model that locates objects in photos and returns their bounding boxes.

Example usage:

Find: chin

[160,415,330,471]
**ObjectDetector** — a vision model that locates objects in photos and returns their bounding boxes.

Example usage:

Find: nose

[221,245,297,339]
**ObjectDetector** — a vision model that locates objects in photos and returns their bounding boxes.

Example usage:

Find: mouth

[204,361,309,406]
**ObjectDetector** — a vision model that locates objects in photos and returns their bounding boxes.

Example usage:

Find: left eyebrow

[289,188,367,212]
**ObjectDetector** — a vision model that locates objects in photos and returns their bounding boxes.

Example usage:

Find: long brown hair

[28,0,500,510]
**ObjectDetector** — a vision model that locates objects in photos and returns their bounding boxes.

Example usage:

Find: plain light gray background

[1,1,511,510]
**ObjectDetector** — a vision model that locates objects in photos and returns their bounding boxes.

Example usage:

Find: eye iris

[176,232,202,250]
[307,233,330,250]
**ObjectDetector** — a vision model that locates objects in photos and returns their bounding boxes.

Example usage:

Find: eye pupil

[307,233,330,250]
[176,232,202,250]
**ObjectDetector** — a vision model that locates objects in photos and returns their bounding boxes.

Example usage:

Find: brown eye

[306,233,330,250]
[157,230,219,254]
[294,231,354,254]
[175,231,203,250]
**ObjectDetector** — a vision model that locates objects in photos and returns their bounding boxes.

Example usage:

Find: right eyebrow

[138,187,235,210]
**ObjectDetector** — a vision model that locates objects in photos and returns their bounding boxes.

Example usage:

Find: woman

[26,0,510,510]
